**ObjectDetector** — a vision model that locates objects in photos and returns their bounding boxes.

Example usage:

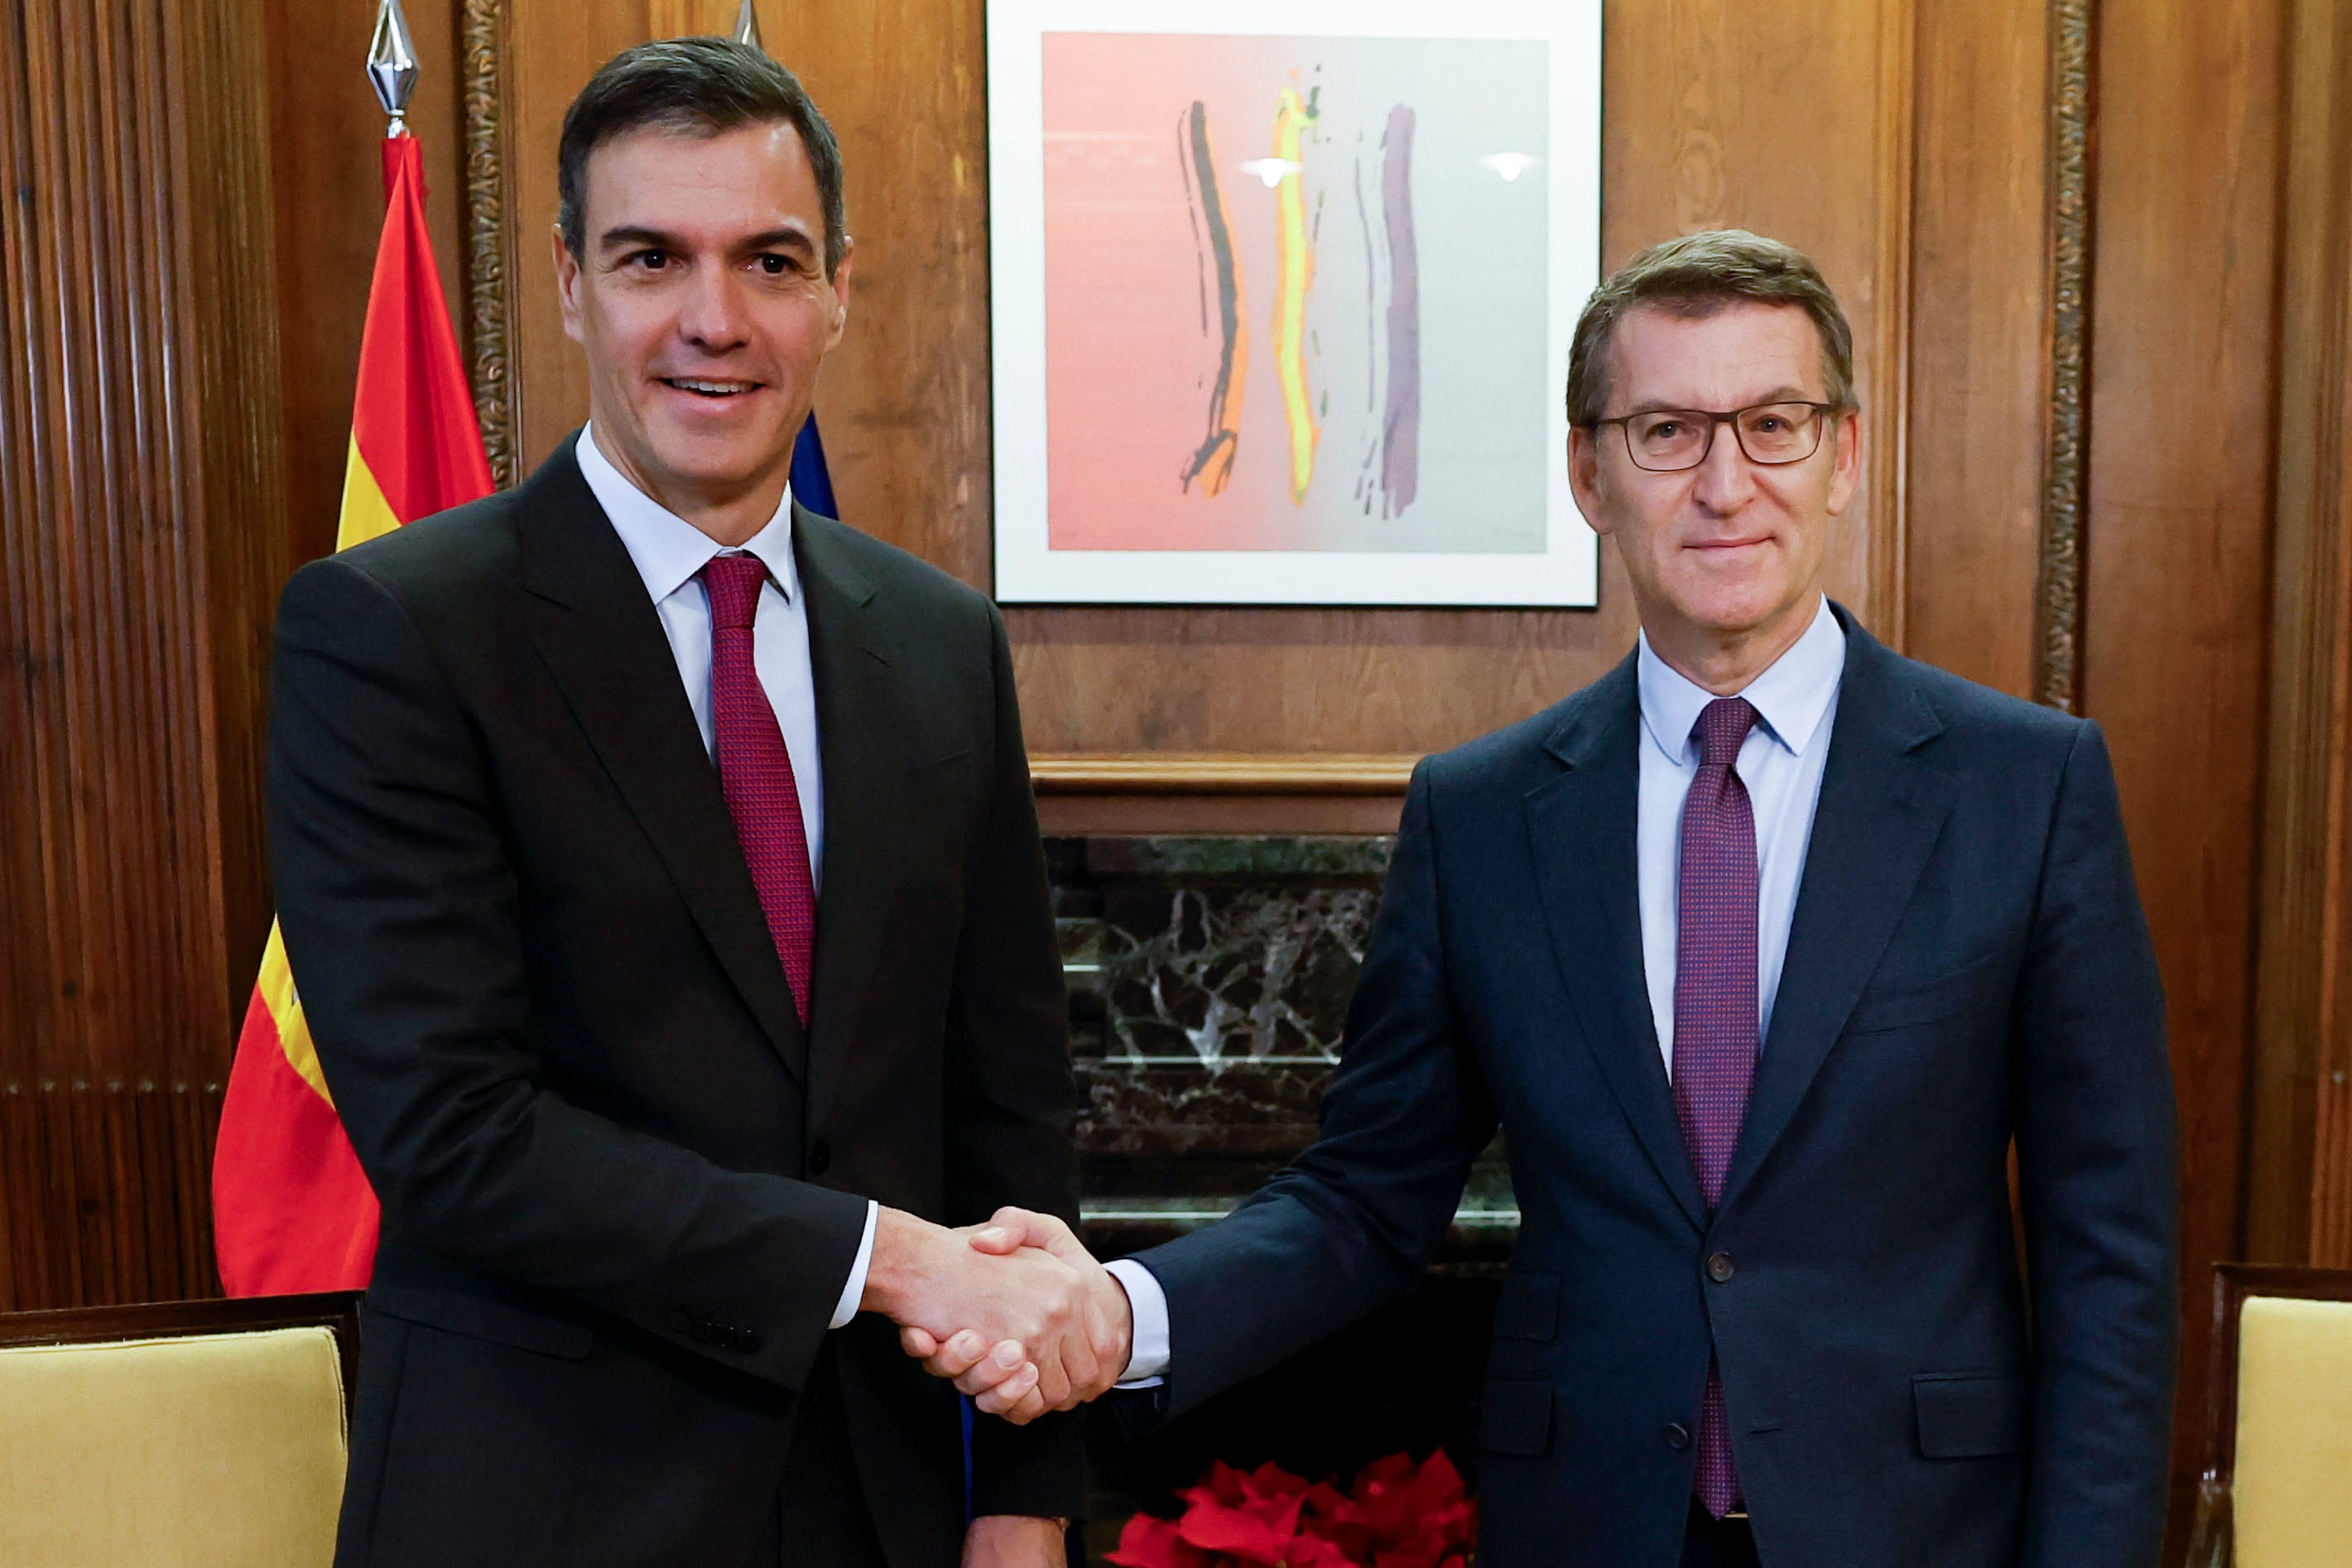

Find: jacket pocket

[1480,1378,1555,1456]
[1846,950,2008,1036]
[1493,1272,1561,1340]
[1912,1372,2028,1458]
[368,1284,596,1360]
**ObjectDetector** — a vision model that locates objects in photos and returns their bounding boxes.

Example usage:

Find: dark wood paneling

[2248,0,2352,1273]
[1903,0,2049,699]
[2080,0,2287,1546]
[1037,794,1406,839]
[184,0,304,1054]
[0,1082,224,1314]
[0,0,286,1083]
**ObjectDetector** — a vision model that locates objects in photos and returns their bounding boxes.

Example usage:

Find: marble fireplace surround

[1053,835,1519,1273]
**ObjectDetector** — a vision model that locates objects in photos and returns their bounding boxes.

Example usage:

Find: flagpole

[734,1,764,54]
[368,0,420,137]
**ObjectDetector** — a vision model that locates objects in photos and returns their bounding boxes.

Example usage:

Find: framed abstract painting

[986,0,1602,607]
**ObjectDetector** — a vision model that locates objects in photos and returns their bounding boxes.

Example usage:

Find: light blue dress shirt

[575,425,876,1330]
[1637,596,1845,1070]
[1108,598,1848,1383]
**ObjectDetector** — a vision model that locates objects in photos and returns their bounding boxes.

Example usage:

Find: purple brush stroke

[1380,105,1421,517]
[1179,100,1243,493]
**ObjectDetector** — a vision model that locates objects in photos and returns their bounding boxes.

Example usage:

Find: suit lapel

[792,507,901,1132]
[1525,656,1710,1233]
[1719,615,1953,1211]
[512,439,810,1084]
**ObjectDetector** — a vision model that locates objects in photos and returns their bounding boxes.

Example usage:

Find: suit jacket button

[809,1141,832,1176]
[1707,1251,1736,1283]
[1664,1422,1691,1450]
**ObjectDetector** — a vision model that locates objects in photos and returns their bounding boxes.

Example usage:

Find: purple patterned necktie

[701,555,816,1026]
[1673,695,1761,1519]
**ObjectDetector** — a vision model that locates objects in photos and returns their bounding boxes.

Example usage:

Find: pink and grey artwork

[1040,32,1551,554]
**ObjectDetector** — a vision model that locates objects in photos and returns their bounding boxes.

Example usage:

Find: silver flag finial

[733,1,765,54]
[368,0,420,134]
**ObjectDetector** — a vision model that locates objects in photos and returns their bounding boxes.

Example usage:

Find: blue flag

[791,412,839,519]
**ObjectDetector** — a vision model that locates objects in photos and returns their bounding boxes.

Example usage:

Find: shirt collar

[1638,596,1845,766]
[575,424,799,606]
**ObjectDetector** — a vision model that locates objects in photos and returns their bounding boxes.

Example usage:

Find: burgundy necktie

[1672,695,1761,1519]
[701,555,815,1026]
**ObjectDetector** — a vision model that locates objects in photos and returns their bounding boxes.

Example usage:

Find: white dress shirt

[1107,599,1847,1383]
[575,426,876,1330]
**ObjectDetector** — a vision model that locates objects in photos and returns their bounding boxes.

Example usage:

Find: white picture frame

[986,0,1602,607]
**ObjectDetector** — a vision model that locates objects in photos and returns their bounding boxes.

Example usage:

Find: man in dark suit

[931,231,2180,1566]
[267,39,1119,1568]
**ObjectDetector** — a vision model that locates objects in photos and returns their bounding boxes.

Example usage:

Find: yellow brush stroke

[337,434,404,550]
[257,920,335,1106]
[1271,87,1318,504]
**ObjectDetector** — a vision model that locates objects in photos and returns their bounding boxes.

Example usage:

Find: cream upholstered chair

[2189,1263,2352,1567]
[0,1291,358,1568]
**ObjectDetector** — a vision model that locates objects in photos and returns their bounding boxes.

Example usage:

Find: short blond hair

[1566,229,1856,426]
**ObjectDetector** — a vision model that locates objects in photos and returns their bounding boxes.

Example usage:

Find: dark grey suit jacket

[268,438,1083,1566]
[1125,608,2177,1567]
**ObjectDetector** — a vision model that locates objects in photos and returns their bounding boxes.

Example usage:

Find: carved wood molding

[2036,0,2095,712]
[1869,0,1917,652]
[462,0,517,489]
[1028,754,1418,796]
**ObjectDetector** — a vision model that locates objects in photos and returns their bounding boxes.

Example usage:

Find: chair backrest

[2194,1263,2352,1568]
[0,1291,360,1568]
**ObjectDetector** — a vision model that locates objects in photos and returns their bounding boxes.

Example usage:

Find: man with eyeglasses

[921,230,2178,1568]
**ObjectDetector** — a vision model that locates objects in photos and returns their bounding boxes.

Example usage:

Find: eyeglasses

[1588,401,1837,472]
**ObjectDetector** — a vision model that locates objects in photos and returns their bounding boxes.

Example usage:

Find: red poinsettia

[1109,1450,1474,1568]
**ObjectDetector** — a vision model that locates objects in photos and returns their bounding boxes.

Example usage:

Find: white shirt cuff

[829,1200,879,1330]
[1105,1258,1170,1386]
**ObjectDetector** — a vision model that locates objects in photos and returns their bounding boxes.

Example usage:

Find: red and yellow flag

[214,133,493,1296]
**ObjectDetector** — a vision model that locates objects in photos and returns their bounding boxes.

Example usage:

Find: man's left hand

[963,1513,1068,1566]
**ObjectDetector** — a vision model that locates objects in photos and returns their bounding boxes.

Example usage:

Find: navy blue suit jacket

[1128,611,2177,1567]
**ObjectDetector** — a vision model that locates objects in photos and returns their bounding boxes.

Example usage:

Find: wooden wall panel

[0,1084,224,1313]
[1903,0,2049,699]
[0,0,286,1085]
[2080,0,2286,1545]
[2248,0,2352,1272]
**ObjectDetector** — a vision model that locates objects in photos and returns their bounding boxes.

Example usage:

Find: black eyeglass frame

[1584,400,1842,473]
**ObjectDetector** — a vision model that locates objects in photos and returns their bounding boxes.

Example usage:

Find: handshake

[861,1205,1130,1425]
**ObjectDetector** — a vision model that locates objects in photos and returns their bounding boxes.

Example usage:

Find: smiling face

[1570,301,1862,685]
[554,118,851,541]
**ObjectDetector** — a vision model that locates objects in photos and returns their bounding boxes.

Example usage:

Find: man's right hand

[862,1207,1126,1421]
[895,1207,1132,1424]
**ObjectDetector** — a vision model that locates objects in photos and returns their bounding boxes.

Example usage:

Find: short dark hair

[557,36,848,277]
[1565,229,1856,426]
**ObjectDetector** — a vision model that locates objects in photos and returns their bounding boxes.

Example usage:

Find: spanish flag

[214,132,493,1296]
